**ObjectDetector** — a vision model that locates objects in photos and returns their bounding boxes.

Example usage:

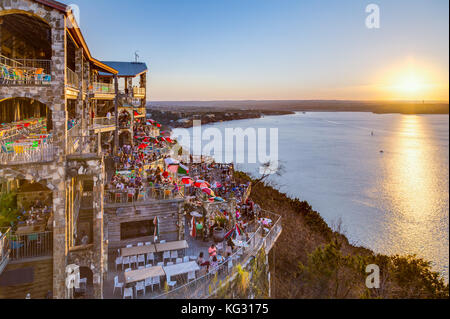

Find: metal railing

[0,228,11,274]
[104,185,185,205]
[153,210,281,299]
[92,117,116,128]
[0,137,56,165]
[6,230,53,261]
[133,87,146,97]
[66,67,79,89]
[92,82,115,95]
[1,55,52,86]
[67,135,100,156]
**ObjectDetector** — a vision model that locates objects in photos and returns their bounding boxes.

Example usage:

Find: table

[124,265,165,284]
[121,244,156,257]
[155,240,188,252]
[163,261,200,278]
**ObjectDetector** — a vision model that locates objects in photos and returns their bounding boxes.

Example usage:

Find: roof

[34,0,68,12]
[30,0,118,75]
[99,61,148,77]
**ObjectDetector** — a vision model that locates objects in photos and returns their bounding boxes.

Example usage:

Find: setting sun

[375,58,448,101]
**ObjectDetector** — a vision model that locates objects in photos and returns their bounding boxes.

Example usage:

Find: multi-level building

[0,0,148,299]
[0,0,282,300]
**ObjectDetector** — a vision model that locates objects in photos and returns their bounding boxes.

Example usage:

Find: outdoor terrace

[0,55,51,86]
[0,118,56,166]
[103,210,281,299]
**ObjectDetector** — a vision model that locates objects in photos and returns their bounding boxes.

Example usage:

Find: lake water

[173,112,449,280]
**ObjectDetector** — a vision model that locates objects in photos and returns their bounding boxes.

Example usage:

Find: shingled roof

[99,61,148,77]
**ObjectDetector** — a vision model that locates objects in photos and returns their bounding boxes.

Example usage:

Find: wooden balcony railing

[92,82,115,95]
[0,55,51,86]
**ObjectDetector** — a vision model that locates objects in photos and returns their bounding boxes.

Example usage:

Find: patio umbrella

[181,177,194,185]
[190,211,203,218]
[177,163,189,175]
[201,187,215,197]
[164,158,179,166]
[211,182,222,189]
[167,164,179,174]
[214,197,225,202]
[153,216,159,241]
[194,180,210,188]
[190,216,196,238]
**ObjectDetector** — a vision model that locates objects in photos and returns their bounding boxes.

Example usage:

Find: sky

[70,0,449,102]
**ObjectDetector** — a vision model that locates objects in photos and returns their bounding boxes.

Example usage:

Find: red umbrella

[182,177,193,185]
[194,180,210,188]
[201,187,215,197]
[162,171,169,178]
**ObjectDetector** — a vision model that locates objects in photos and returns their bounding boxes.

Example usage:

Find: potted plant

[213,215,227,242]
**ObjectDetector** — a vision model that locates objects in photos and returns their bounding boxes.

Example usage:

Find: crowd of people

[17,199,52,227]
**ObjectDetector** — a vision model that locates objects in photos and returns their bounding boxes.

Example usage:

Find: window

[120,220,154,240]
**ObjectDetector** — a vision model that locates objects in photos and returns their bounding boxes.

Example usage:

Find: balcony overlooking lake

[0,55,52,86]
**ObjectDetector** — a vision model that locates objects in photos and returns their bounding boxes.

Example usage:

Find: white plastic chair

[130,255,138,268]
[125,268,132,273]
[115,256,123,271]
[160,240,166,244]
[113,276,124,295]
[136,281,145,296]
[123,287,133,299]
[122,256,130,268]
[176,258,182,264]
[145,242,152,246]
[170,250,178,261]
[187,271,196,282]
[126,244,133,248]
[183,256,190,263]
[157,262,164,266]
[144,277,153,292]
[137,242,144,247]
[152,276,161,289]
[146,252,155,264]
[166,275,176,290]
[163,251,171,263]
[137,254,145,266]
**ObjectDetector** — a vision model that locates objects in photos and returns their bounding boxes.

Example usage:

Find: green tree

[0,192,19,228]
[297,239,366,298]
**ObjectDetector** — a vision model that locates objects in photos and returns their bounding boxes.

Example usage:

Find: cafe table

[124,265,165,285]
[155,240,188,253]
[121,244,156,257]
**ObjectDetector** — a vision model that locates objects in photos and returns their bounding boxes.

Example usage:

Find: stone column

[49,13,69,300]
[140,72,147,108]
[91,160,105,299]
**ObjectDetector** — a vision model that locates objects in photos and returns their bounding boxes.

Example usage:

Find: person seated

[208,244,217,260]
[210,256,218,271]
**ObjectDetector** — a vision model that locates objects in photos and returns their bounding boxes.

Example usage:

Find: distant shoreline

[146,101,449,130]
[148,100,449,116]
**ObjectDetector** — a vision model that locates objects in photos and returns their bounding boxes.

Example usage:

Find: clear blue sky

[71,0,449,101]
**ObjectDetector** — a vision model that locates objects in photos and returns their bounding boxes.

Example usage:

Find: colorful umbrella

[211,182,222,188]
[182,177,194,185]
[214,197,225,202]
[167,164,179,174]
[190,216,196,238]
[201,187,215,197]
[177,163,189,175]
[194,180,210,188]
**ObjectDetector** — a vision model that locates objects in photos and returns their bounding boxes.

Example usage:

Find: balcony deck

[103,210,281,299]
